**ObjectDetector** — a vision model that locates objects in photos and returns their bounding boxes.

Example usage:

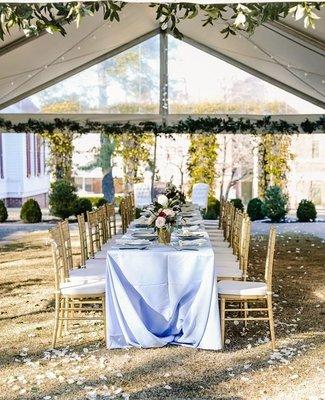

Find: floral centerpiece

[165,182,186,205]
[148,194,179,244]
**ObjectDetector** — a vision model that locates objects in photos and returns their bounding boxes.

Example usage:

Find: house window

[312,141,319,159]
[0,133,4,179]
[42,139,46,174]
[26,133,32,177]
[310,182,322,205]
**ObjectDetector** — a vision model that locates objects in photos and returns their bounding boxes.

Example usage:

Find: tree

[81,133,116,203]
[219,134,257,201]
[258,134,294,197]
[187,134,218,195]
[114,133,155,193]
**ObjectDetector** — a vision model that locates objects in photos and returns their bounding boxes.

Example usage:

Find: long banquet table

[105,214,222,350]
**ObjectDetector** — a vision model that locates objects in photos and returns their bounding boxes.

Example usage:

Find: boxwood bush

[230,198,244,212]
[74,197,93,218]
[95,197,108,208]
[203,196,220,220]
[0,200,8,222]
[49,179,78,219]
[247,198,265,221]
[297,199,317,222]
[20,199,42,223]
[262,186,288,222]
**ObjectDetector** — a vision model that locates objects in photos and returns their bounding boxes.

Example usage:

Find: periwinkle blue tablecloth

[105,241,221,350]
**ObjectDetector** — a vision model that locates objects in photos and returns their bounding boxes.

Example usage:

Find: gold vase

[158,228,171,244]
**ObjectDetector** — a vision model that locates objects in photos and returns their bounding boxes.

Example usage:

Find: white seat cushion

[85,258,106,270]
[214,253,238,261]
[60,281,105,296]
[94,249,108,259]
[215,260,239,269]
[216,267,243,279]
[218,280,267,296]
[69,269,104,282]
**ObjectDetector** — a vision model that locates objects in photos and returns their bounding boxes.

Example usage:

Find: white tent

[0,2,324,118]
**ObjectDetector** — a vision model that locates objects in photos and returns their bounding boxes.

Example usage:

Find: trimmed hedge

[74,197,93,218]
[230,198,244,212]
[20,199,42,223]
[0,200,8,222]
[297,199,317,222]
[247,198,265,221]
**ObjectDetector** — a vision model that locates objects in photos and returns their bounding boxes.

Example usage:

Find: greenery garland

[0,2,322,41]
[0,115,324,136]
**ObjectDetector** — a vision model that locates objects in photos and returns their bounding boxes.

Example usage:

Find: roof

[0,3,324,111]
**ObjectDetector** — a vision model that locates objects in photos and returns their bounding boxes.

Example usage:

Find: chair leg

[267,295,276,350]
[64,298,69,334]
[221,298,226,348]
[52,294,61,349]
[244,301,248,328]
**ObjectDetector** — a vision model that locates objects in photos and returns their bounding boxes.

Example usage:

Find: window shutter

[26,133,31,177]
[0,134,3,179]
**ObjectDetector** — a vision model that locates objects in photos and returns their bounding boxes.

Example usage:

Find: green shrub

[230,198,244,212]
[247,198,265,221]
[74,197,93,218]
[203,197,220,220]
[20,199,42,223]
[262,186,288,222]
[49,180,78,219]
[297,199,317,222]
[0,200,8,222]
[95,197,108,208]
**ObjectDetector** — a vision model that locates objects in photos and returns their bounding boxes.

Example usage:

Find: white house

[0,133,50,207]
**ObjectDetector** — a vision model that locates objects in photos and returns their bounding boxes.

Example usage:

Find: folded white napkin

[179,238,206,246]
[116,238,150,245]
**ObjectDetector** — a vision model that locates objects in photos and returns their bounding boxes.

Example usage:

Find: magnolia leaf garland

[0,2,323,41]
[0,116,324,136]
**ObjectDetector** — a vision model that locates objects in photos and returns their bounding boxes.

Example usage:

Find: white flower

[155,216,166,229]
[163,208,175,217]
[157,194,168,207]
[234,12,246,27]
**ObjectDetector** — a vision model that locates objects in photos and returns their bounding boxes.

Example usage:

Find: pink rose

[163,208,175,217]
[155,216,166,229]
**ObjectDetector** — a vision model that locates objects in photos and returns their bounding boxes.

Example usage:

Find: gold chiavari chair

[97,206,109,245]
[120,199,129,234]
[49,225,106,348]
[78,213,89,267]
[59,219,74,272]
[215,215,251,281]
[218,227,277,350]
[105,203,117,237]
[87,210,101,258]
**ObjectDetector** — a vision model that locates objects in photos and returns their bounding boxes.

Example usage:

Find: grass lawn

[0,229,324,400]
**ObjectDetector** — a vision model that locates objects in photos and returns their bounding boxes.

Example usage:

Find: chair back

[191,183,209,209]
[239,217,251,278]
[87,210,101,257]
[125,194,134,224]
[232,210,243,256]
[77,213,89,266]
[105,203,116,237]
[49,226,67,291]
[265,227,277,292]
[59,220,73,271]
[97,206,108,245]
[133,183,152,208]
[120,199,128,234]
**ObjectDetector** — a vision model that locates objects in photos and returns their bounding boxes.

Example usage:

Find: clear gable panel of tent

[168,36,324,115]
[2,35,159,114]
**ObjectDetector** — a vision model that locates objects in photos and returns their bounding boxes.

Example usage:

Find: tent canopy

[0,3,324,112]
